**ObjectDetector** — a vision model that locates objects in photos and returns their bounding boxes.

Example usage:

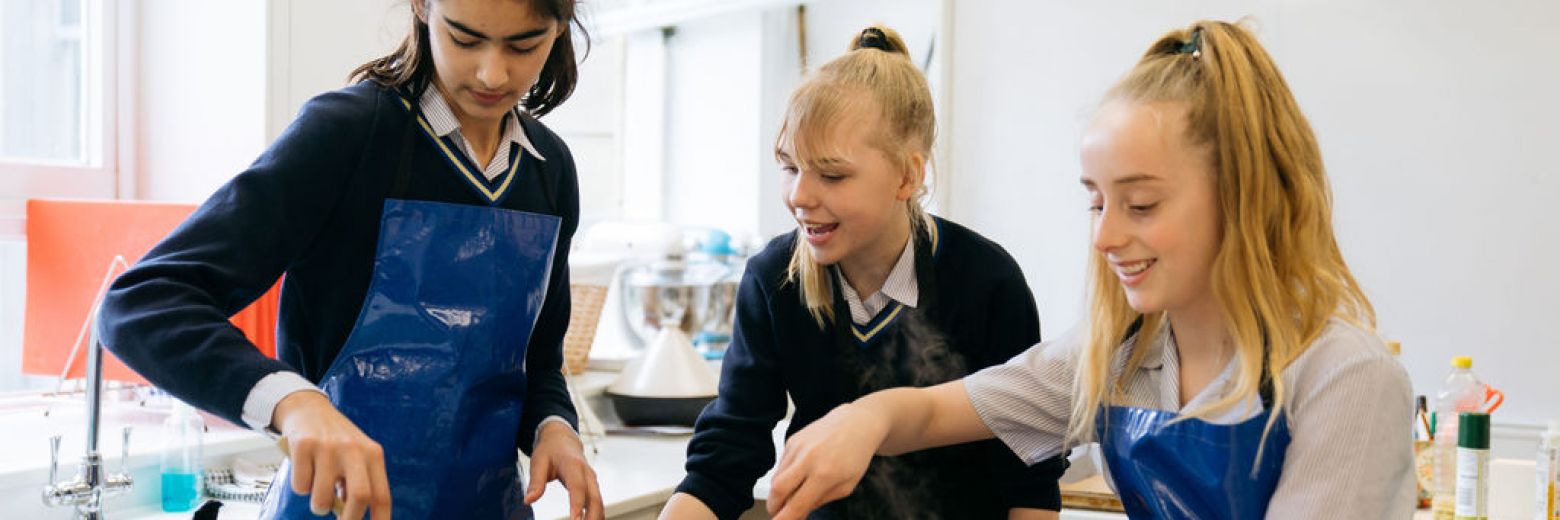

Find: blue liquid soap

[161,400,206,512]
[160,471,201,512]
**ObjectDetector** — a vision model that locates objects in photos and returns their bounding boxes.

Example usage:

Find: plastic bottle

[1432,356,1486,519]
[160,400,205,512]
[1454,412,1489,520]
[1539,420,1560,520]
[693,229,741,360]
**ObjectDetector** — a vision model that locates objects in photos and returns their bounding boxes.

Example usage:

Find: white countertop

[525,426,1129,520]
[530,370,1455,520]
[527,370,1121,520]
[529,432,694,519]
[3,373,1463,520]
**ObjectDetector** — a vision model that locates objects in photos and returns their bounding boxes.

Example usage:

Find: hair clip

[1178,27,1203,60]
[858,27,889,51]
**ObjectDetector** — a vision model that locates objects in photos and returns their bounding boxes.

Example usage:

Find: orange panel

[22,199,281,384]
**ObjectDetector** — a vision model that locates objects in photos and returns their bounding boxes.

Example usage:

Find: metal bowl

[688,277,738,354]
[618,260,733,348]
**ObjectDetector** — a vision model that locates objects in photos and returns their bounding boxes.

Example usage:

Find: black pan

[605,392,715,426]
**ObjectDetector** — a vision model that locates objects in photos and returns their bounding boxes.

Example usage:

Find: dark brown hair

[348,0,588,117]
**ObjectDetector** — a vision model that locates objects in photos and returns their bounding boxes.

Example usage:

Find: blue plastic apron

[260,106,560,519]
[1096,386,1290,519]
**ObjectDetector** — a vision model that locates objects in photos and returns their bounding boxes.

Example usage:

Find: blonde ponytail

[780,25,936,326]
[1068,21,1375,448]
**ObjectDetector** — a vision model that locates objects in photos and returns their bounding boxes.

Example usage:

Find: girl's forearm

[862,380,994,456]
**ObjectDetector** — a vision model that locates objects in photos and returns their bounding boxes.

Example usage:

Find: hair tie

[1178,27,1204,60]
[858,27,890,51]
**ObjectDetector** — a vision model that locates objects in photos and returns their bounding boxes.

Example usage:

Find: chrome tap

[43,327,134,519]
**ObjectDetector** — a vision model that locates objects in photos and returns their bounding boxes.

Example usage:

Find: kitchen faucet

[42,257,135,519]
[42,335,135,518]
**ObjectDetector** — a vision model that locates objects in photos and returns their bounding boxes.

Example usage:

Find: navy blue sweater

[677,218,1066,519]
[97,82,578,453]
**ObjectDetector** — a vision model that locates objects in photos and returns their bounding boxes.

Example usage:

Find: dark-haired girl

[98,1,602,518]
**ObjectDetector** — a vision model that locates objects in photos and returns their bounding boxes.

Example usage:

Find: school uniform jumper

[97,81,580,518]
[677,217,1068,520]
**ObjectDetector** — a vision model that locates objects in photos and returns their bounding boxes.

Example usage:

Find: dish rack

[202,464,277,503]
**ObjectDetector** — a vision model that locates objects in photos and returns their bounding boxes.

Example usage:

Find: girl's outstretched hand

[766,403,889,520]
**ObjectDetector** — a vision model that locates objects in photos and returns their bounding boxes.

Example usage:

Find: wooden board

[1059,474,1124,512]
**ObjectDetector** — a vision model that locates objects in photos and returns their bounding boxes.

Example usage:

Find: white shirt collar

[417,86,547,162]
[879,237,920,307]
[835,234,920,325]
[1139,321,1260,420]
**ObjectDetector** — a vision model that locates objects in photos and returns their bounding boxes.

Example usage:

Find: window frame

[0,0,126,238]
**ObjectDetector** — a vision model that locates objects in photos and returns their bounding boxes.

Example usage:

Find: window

[0,0,117,392]
[2,0,89,163]
[0,0,119,237]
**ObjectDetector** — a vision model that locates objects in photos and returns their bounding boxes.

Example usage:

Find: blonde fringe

[779,24,937,327]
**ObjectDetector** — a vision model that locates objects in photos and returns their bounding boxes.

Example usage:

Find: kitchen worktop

[0,374,1315,518]
[528,370,1125,520]
[3,374,1462,519]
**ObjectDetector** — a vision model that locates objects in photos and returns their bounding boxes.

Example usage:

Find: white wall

[799,0,940,83]
[945,0,1560,427]
[661,11,767,236]
[616,29,667,223]
[754,0,941,239]
[135,0,268,202]
[654,0,942,241]
[546,35,627,224]
[134,0,406,203]
[266,0,406,140]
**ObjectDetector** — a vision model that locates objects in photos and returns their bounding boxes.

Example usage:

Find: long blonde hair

[779,25,935,327]
[1067,20,1376,441]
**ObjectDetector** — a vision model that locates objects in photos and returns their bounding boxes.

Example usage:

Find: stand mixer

[573,223,740,369]
[605,239,722,426]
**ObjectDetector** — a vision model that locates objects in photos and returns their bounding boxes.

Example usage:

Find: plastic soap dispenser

[160,399,205,512]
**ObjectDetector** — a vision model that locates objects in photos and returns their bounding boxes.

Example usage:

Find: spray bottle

[1455,412,1490,520]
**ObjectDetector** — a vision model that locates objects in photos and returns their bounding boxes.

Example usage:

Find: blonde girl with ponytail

[663,25,1068,520]
[766,20,1414,520]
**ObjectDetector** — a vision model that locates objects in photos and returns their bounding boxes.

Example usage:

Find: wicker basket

[562,283,609,375]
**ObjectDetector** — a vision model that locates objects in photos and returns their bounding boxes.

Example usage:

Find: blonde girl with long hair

[765,20,1414,519]
[661,25,1068,520]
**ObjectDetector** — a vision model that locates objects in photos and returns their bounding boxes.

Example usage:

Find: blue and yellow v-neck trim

[396,97,522,205]
[850,301,908,344]
[847,217,943,347]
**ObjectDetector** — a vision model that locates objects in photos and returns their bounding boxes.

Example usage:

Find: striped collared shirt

[418,87,547,180]
[835,236,919,325]
[964,317,1417,517]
